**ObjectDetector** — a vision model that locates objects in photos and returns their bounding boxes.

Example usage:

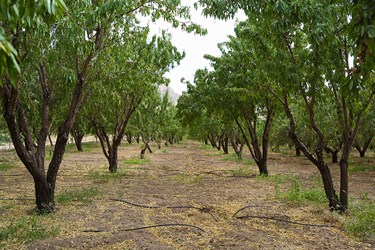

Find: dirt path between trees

[0,140,374,249]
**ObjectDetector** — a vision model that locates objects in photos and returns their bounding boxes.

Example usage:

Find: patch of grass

[0,161,15,171]
[65,141,100,152]
[349,164,375,174]
[344,196,375,241]
[222,153,254,165]
[0,215,59,244]
[56,187,100,205]
[225,167,255,177]
[123,157,150,165]
[281,178,326,204]
[89,170,127,183]
[171,173,202,184]
[1,204,15,210]
[256,173,295,183]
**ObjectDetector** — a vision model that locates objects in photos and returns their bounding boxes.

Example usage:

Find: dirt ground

[0,140,374,249]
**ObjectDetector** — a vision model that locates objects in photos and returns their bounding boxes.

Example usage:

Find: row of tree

[177,0,374,211]
[0,1,194,213]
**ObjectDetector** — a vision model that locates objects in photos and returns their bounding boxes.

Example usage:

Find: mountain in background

[158,85,181,105]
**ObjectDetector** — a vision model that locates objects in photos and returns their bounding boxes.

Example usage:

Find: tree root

[109,198,218,221]
[83,223,205,233]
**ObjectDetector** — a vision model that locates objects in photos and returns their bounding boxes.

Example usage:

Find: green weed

[344,197,375,241]
[65,141,100,152]
[348,164,375,174]
[0,216,58,244]
[171,173,202,184]
[281,178,326,204]
[123,158,150,165]
[256,173,295,183]
[0,161,15,171]
[56,187,100,204]
[222,153,254,165]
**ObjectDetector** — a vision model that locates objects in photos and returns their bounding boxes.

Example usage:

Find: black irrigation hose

[83,223,205,233]
[232,205,272,218]
[109,198,219,221]
[234,215,331,227]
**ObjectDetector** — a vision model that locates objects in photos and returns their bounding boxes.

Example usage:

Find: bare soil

[0,140,374,249]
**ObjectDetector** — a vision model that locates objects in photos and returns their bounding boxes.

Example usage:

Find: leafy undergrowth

[0,161,15,171]
[65,141,101,153]
[349,164,375,174]
[89,170,128,183]
[56,187,100,205]
[222,153,254,165]
[0,215,59,247]
[344,196,375,242]
[123,157,150,165]
[280,178,326,204]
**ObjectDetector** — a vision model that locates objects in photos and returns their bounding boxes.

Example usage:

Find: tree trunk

[108,148,118,173]
[339,141,351,210]
[126,132,132,144]
[222,135,229,154]
[48,134,54,147]
[140,147,146,159]
[33,174,55,213]
[231,136,244,160]
[71,131,84,152]
[332,151,338,163]
[355,136,373,158]
[258,160,268,176]
[317,163,341,210]
[295,147,301,156]
[135,135,140,143]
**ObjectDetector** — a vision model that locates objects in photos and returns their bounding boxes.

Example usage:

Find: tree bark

[108,147,118,173]
[295,147,301,156]
[71,128,84,152]
[355,136,373,158]
[140,147,146,159]
[126,133,132,144]
[34,174,55,212]
[222,134,229,154]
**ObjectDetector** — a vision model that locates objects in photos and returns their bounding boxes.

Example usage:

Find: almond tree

[0,0,202,213]
[87,31,184,172]
[198,0,374,210]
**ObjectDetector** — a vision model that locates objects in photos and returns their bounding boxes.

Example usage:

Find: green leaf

[368,25,375,38]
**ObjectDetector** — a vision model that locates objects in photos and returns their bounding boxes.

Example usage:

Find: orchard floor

[0,140,374,249]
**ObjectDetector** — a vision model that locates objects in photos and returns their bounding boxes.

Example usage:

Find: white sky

[146,1,246,95]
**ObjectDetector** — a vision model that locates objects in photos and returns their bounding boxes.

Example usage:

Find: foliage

[89,170,127,183]
[281,179,326,204]
[222,153,253,165]
[0,215,59,244]
[348,164,375,174]
[0,161,15,171]
[344,197,375,241]
[0,0,67,85]
[123,158,150,165]
[56,187,100,205]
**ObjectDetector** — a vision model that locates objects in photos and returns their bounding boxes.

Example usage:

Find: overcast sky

[147,1,246,94]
